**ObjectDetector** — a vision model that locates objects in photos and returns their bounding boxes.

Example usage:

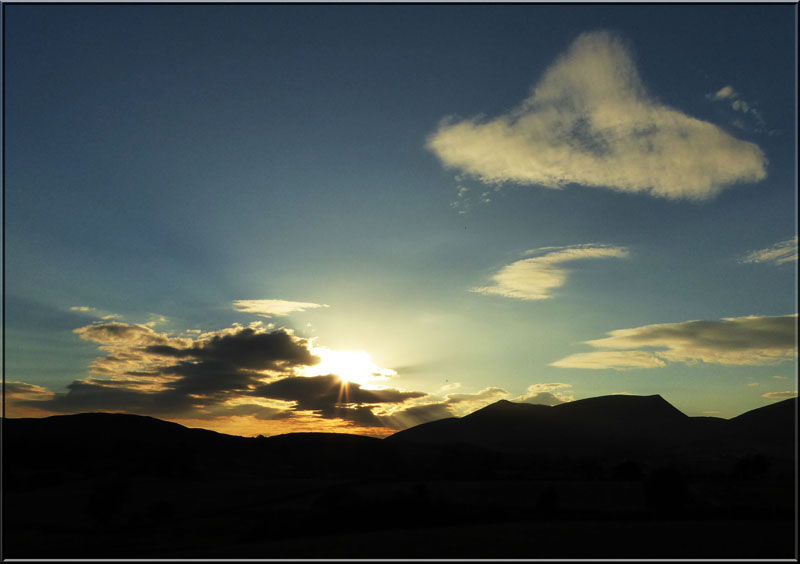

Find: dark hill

[388,395,796,463]
[3,397,795,559]
[729,396,796,441]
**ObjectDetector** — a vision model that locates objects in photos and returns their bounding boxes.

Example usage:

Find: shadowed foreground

[3,395,796,558]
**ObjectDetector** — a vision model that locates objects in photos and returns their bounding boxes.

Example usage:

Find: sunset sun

[3,3,796,559]
[303,347,397,387]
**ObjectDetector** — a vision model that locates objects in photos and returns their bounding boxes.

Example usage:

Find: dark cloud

[318,405,386,428]
[25,380,192,416]
[12,322,430,430]
[255,374,426,412]
[13,323,320,420]
[147,327,318,370]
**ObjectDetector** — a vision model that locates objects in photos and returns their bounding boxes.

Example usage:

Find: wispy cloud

[552,314,797,370]
[473,244,629,300]
[4,381,56,401]
[233,299,330,318]
[428,31,766,200]
[762,391,797,399]
[706,85,766,130]
[740,236,798,266]
[550,351,667,370]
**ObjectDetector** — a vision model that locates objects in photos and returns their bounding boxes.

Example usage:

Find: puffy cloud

[11,320,432,433]
[519,392,567,406]
[551,314,797,370]
[428,31,766,200]
[513,383,574,405]
[473,244,628,300]
[741,236,798,266]
[761,391,797,399]
[442,386,511,417]
[14,322,319,417]
[148,326,319,371]
[233,299,329,318]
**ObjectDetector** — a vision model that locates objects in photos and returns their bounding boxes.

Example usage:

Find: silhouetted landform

[3,395,796,558]
[389,394,795,462]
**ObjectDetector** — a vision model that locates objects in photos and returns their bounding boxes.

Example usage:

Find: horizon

[5,392,796,440]
[4,4,798,438]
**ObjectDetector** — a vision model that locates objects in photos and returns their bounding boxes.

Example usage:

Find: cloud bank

[473,244,629,300]
[428,31,766,200]
[10,320,431,434]
[552,314,798,370]
[233,299,329,318]
[741,236,798,266]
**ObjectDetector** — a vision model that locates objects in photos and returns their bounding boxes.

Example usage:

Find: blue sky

[4,4,797,436]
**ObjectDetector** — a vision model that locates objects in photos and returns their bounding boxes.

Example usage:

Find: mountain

[4,395,794,482]
[3,396,795,559]
[388,394,796,462]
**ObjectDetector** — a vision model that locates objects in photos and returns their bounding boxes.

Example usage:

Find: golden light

[303,347,396,387]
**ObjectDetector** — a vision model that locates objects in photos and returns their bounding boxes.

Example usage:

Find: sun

[302,347,396,387]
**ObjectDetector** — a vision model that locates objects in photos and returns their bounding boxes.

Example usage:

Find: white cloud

[233,299,330,318]
[762,391,797,399]
[70,306,95,312]
[551,314,798,370]
[551,351,667,370]
[706,85,766,129]
[445,386,509,404]
[513,383,574,405]
[450,185,471,214]
[710,85,736,100]
[472,244,628,300]
[428,31,766,200]
[741,236,798,266]
[443,386,511,416]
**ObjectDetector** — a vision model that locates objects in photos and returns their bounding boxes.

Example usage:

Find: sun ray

[302,347,397,387]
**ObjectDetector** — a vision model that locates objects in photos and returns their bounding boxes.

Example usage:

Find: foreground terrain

[3,395,796,558]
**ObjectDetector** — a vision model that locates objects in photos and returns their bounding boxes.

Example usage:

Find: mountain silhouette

[388,394,796,461]
[3,394,795,559]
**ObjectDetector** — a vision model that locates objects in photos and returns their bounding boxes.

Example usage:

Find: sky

[3,4,797,437]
